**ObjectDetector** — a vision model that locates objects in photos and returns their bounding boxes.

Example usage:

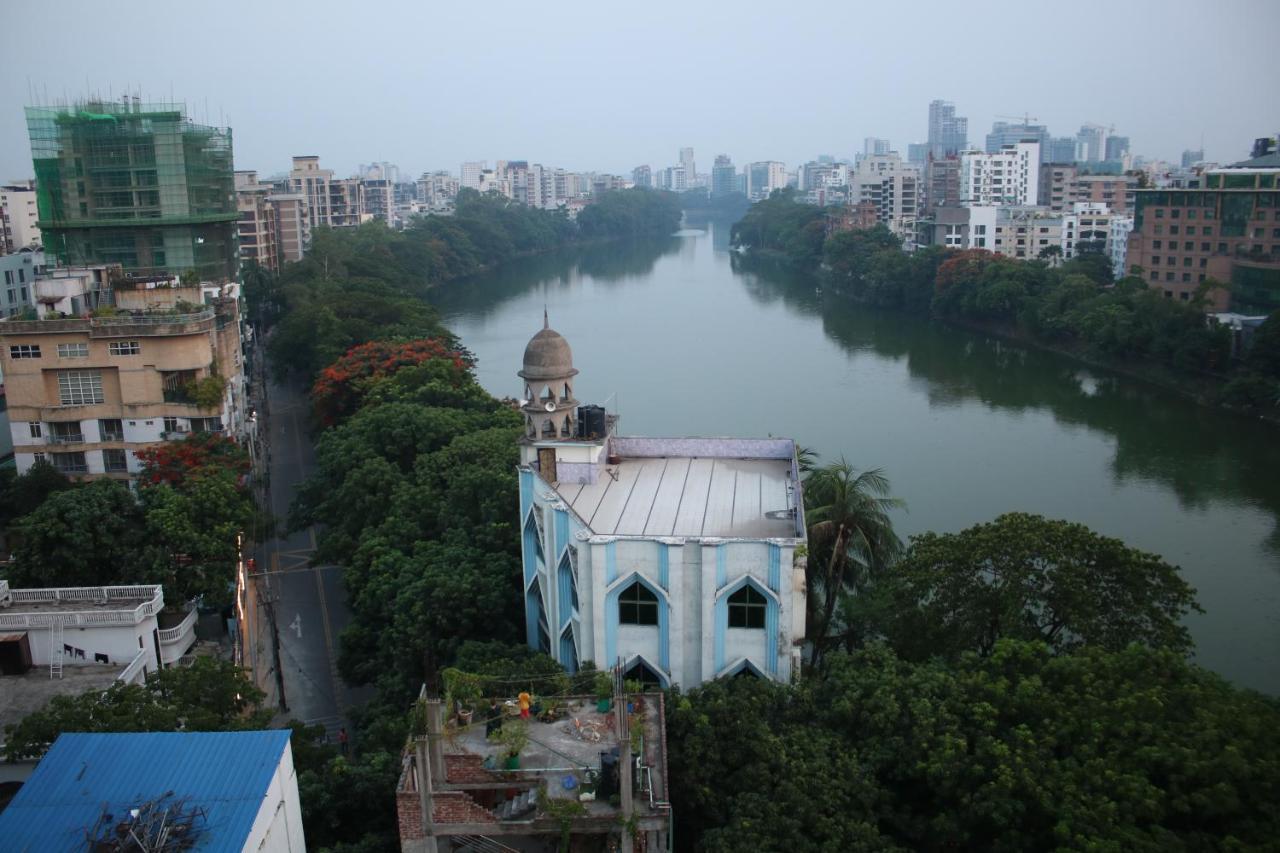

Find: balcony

[47,432,86,445]
[158,605,198,665]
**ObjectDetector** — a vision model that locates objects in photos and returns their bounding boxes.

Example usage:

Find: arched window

[618,581,658,626]
[727,585,767,629]
[541,385,555,402]
[526,416,535,438]
[542,419,556,437]
[563,382,572,400]
[525,385,533,401]
[560,415,571,437]
[625,659,663,688]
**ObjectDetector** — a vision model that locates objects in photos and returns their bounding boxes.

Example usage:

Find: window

[103,449,128,473]
[108,341,140,356]
[50,452,88,474]
[1165,272,1175,281]
[9,344,40,359]
[1182,273,1191,282]
[57,370,104,406]
[1169,225,1179,235]
[49,421,84,443]
[189,416,223,433]
[1155,209,1165,218]
[1152,240,1162,249]
[727,585,768,629]
[1184,242,1194,251]
[28,422,42,438]
[618,582,658,626]
[163,416,181,433]
[99,418,124,441]
[1201,242,1211,252]
[57,342,89,358]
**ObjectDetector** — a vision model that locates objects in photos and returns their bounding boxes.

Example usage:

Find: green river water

[430,220,1280,694]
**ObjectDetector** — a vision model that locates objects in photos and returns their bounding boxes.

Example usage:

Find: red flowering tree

[135,433,251,489]
[311,338,473,426]
[935,248,1001,294]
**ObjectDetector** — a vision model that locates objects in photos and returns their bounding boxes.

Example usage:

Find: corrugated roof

[0,730,291,852]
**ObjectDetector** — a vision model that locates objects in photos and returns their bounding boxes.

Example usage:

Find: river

[430,219,1280,695]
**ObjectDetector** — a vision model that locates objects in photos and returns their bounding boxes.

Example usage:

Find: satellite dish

[544,401,557,412]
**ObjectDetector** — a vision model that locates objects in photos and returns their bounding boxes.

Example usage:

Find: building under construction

[25,99,237,282]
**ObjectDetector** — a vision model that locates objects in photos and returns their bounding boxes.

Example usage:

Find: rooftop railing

[0,584,163,630]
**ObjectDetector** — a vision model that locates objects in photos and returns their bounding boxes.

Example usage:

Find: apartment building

[0,183,41,254]
[1039,165,1136,214]
[0,276,245,479]
[1127,153,1280,311]
[234,171,310,271]
[745,161,787,201]
[0,250,49,317]
[289,156,333,230]
[961,142,1040,207]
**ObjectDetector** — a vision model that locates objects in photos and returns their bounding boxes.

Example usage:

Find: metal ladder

[49,619,64,679]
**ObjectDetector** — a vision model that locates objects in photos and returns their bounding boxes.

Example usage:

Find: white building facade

[515,320,807,687]
[961,142,1041,207]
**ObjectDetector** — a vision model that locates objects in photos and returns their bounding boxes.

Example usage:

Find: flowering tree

[135,433,250,488]
[311,338,473,426]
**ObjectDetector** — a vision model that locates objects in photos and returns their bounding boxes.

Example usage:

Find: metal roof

[0,730,292,852]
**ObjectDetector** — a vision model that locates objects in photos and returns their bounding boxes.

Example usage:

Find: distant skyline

[2,0,1277,181]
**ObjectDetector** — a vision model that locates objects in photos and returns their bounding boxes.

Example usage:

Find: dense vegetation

[0,435,262,605]
[732,190,1279,413]
[253,187,680,382]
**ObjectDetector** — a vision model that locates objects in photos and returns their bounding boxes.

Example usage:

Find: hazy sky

[3,0,1278,181]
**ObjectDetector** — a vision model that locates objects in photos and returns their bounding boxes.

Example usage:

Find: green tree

[7,479,151,588]
[802,458,903,669]
[0,459,72,535]
[3,657,268,760]
[875,512,1201,660]
[668,641,1280,852]
[1247,313,1280,378]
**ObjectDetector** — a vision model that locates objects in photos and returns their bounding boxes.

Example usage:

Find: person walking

[518,690,532,720]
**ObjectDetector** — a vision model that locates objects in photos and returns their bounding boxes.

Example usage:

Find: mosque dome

[519,314,579,381]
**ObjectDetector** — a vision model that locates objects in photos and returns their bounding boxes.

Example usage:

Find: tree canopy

[668,640,1280,852]
[871,512,1201,661]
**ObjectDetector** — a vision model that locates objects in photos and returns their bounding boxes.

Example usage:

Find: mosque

[516,316,807,687]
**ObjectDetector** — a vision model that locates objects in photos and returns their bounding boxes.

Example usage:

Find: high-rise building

[234,171,310,271]
[1,182,41,254]
[927,100,968,160]
[864,137,891,156]
[710,155,737,198]
[960,142,1041,206]
[985,122,1050,160]
[1182,149,1205,168]
[850,154,921,245]
[632,165,652,189]
[925,156,962,210]
[1046,137,1079,164]
[1075,124,1110,163]
[679,147,695,185]
[745,162,787,201]
[1105,136,1130,161]
[25,101,237,281]
[289,156,333,231]
[907,142,930,166]
[460,161,486,191]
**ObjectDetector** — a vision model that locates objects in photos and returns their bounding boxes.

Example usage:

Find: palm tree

[803,457,904,670]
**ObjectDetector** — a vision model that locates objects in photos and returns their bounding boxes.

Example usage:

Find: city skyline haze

[1,0,1277,180]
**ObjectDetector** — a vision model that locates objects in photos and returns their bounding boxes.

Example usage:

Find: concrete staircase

[492,788,537,821]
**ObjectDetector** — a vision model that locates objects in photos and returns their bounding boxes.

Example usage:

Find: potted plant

[623,679,644,713]
[594,671,613,713]
[490,719,529,769]
[443,668,483,727]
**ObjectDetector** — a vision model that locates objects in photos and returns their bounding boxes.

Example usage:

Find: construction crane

[996,113,1041,126]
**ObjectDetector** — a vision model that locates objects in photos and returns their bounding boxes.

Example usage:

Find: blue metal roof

[0,730,292,852]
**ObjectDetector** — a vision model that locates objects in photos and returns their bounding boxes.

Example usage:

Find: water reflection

[433,238,678,320]
[737,255,1280,543]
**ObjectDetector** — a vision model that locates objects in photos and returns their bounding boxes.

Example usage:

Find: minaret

[518,311,579,443]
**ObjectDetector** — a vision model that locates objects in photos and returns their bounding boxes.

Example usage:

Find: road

[251,373,371,740]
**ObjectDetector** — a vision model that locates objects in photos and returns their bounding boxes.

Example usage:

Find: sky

[2,0,1278,181]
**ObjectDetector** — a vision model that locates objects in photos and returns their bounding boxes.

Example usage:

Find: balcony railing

[48,433,85,445]
[158,607,198,645]
[0,308,216,337]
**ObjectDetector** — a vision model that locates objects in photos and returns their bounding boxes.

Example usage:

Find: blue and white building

[516,319,807,687]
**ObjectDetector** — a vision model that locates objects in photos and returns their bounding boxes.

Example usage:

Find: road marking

[314,565,344,714]
[290,613,303,639]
